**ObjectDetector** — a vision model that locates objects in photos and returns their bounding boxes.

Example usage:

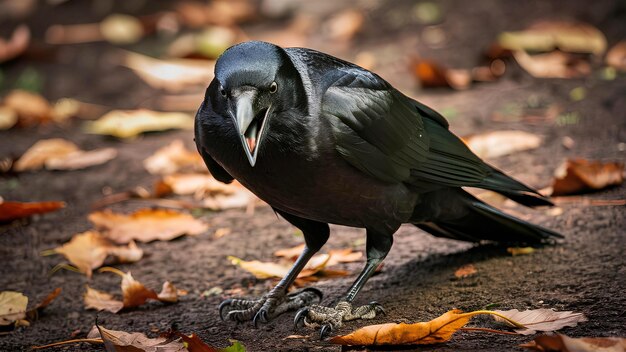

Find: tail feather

[479,167,553,207]
[414,190,562,244]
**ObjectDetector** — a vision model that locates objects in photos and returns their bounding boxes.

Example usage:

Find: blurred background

[1,1,625,351]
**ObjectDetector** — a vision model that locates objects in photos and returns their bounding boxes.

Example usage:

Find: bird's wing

[322,67,430,183]
[194,111,234,184]
[321,66,490,189]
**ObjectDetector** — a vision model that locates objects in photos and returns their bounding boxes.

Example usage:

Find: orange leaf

[454,264,477,278]
[551,159,624,196]
[274,244,306,260]
[121,272,159,308]
[330,309,473,345]
[13,138,116,172]
[143,139,207,175]
[0,200,65,222]
[89,208,208,244]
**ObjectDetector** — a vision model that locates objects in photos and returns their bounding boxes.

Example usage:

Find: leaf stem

[31,338,103,349]
[460,327,520,335]
[98,266,126,277]
[459,310,527,329]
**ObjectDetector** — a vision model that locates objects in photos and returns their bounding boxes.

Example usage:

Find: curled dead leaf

[0,199,65,222]
[228,253,332,280]
[498,21,607,56]
[0,25,30,63]
[89,208,208,244]
[51,231,143,277]
[85,109,194,138]
[493,309,587,335]
[123,51,215,92]
[13,138,116,172]
[25,288,62,321]
[606,41,626,72]
[521,334,626,352]
[464,130,542,159]
[330,309,474,345]
[144,139,206,175]
[85,269,180,313]
[551,159,624,196]
[97,325,186,351]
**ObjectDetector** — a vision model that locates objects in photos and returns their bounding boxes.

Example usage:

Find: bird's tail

[413,189,562,244]
[478,166,553,207]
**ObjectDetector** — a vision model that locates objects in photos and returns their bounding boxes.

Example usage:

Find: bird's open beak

[233,90,270,167]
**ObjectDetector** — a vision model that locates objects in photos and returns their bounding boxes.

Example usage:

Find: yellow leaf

[507,247,535,256]
[0,291,28,326]
[86,109,194,138]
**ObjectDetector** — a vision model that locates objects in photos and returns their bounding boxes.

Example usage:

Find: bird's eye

[269,82,277,94]
[220,88,226,97]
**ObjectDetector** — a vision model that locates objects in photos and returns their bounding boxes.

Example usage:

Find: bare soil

[1,0,625,351]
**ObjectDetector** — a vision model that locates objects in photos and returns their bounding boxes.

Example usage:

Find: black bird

[195,41,561,335]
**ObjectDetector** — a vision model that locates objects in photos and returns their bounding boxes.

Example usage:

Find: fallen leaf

[85,269,180,313]
[274,244,306,260]
[410,59,471,89]
[513,50,591,78]
[464,130,542,159]
[123,51,215,92]
[13,138,116,172]
[222,340,247,352]
[326,249,363,267]
[0,106,18,130]
[325,9,364,42]
[164,330,218,352]
[551,159,624,196]
[228,253,330,280]
[99,14,144,45]
[89,208,208,244]
[507,247,535,256]
[2,90,53,127]
[606,41,626,72]
[167,27,239,60]
[521,334,626,352]
[174,0,256,27]
[85,109,194,138]
[330,309,475,345]
[50,231,143,277]
[0,25,30,63]
[498,21,607,56]
[25,288,62,321]
[0,292,28,326]
[144,139,206,175]
[454,264,477,279]
[98,325,186,351]
[0,200,65,222]
[493,309,587,335]
[214,227,231,239]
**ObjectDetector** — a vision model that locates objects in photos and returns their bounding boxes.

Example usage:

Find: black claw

[294,307,309,329]
[320,324,332,340]
[253,309,268,328]
[369,301,386,315]
[218,299,233,321]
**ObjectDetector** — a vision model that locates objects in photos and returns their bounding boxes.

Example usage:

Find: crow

[195,41,561,336]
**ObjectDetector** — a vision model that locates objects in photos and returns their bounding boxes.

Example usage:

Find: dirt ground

[1,0,625,351]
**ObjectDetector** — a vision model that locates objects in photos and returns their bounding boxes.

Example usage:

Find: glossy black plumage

[195,41,561,330]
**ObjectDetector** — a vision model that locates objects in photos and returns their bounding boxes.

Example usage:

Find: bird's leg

[295,229,393,337]
[219,210,330,325]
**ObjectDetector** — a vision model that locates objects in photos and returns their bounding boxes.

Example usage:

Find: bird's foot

[219,287,322,326]
[295,301,385,338]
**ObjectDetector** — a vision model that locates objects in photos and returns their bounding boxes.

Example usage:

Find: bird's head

[208,41,305,167]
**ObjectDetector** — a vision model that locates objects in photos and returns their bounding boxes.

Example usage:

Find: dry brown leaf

[454,264,477,278]
[0,25,30,63]
[410,59,471,89]
[326,249,363,267]
[0,291,28,326]
[464,130,542,159]
[163,330,219,352]
[521,334,626,352]
[13,138,116,172]
[606,41,626,72]
[330,309,474,345]
[274,244,306,260]
[0,199,65,222]
[144,139,206,175]
[552,159,624,196]
[3,90,53,127]
[85,109,194,138]
[123,51,215,92]
[26,288,62,321]
[494,309,587,335]
[228,253,330,280]
[325,9,364,42]
[507,247,535,256]
[89,208,208,244]
[513,50,591,79]
[85,269,180,313]
[52,231,143,277]
[98,325,186,351]
[498,21,607,56]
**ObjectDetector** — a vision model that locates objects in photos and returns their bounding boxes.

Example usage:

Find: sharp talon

[294,307,309,329]
[320,324,332,340]
[218,299,233,321]
[253,309,267,328]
